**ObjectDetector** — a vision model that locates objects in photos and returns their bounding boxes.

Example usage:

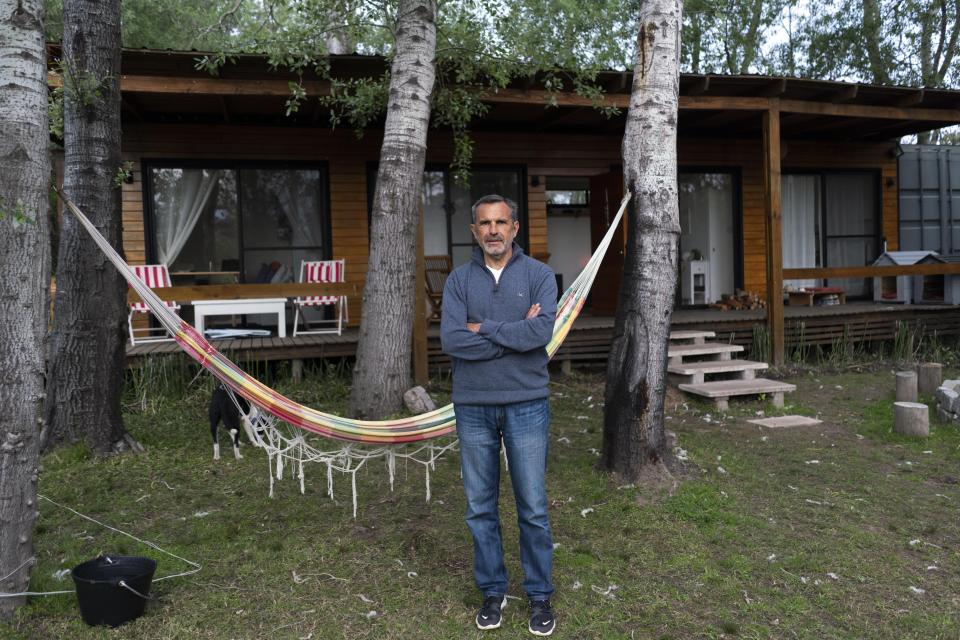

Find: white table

[191,298,287,338]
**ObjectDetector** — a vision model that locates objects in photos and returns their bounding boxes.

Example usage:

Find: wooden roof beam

[51,72,332,97]
[46,71,960,123]
[534,106,586,132]
[685,109,756,128]
[859,119,943,140]
[686,76,710,95]
[784,116,872,137]
[823,84,858,103]
[895,88,925,107]
[757,78,787,97]
[779,98,960,122]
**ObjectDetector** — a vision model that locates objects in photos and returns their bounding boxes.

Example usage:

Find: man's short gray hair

[471,194,518,223]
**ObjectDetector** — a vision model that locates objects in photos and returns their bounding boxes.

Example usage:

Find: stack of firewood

[710,289,767,311]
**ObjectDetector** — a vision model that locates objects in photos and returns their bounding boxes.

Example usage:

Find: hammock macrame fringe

[57,187,630,515]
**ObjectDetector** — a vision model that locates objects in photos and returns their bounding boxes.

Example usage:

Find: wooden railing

[127,282,357,304]
[783,263,960,280]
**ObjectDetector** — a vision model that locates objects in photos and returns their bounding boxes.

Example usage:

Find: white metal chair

[128,264,181,345]
[292,259,348,336]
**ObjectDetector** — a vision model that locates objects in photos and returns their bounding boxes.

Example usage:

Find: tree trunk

[862,0,891,85]
[738,0,765,73]
[44,0,129,453]
[348,0,436,419]
[601,0,682,481]
[0,0,50,618]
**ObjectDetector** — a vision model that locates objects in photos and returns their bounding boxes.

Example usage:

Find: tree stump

[893,401,929,437]
[918,363,942,395]
[895,371,918,403]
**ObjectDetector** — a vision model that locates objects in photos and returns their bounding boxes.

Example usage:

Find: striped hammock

[60,189,630,445]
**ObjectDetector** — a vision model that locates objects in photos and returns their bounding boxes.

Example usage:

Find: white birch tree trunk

[0,0,50,617]
[44,0,130,453]
[601,0,682,480]
[348,0,436,418]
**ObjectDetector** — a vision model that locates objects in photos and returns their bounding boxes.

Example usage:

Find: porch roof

[47,46,960,141]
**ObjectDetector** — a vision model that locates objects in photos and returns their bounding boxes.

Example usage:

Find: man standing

[440,194,558,636]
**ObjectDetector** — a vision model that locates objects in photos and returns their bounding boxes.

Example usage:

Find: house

[50,47,960,364]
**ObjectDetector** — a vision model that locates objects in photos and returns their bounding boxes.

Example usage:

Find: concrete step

[668,330,716,344]
[667,343,743,363]
[668,359,768,384]
[678,378,796,411]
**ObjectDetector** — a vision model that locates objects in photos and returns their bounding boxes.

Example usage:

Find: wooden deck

[126,302,960,368]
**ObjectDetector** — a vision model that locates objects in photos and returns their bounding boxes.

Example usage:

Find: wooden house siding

[119,123,899,320]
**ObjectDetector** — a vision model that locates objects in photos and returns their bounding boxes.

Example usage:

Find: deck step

[667,343,743,360]
[678,378,796,411]
[668,330,716,343]
[668,359,767,375]
[668,359,768,383]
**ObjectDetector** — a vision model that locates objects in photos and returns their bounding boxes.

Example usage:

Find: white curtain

[825,174,876,296]
[270,171,323,248]
[156,169,221,265]
[781,175,820,289]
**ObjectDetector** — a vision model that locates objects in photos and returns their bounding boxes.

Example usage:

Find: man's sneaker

[476,595,507,630]
[528,599,555,636]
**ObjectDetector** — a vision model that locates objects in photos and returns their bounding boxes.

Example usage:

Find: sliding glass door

[678,172,738,304]
[419,167,526,267]
[781,171,880,297]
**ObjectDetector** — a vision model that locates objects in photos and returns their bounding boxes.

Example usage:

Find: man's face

[471,202,519,261]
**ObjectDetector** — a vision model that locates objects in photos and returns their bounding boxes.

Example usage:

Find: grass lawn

[3,362,960,639]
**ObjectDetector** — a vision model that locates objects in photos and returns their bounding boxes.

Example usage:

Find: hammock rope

[57,188,630,513]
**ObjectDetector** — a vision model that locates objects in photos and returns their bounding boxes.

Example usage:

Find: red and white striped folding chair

[293,259,348,336]
[128,264,181,345]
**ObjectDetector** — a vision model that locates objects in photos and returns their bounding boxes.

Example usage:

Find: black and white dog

[208,384,255,460]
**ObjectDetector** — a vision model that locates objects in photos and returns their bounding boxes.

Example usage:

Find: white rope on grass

[0,495,201,598]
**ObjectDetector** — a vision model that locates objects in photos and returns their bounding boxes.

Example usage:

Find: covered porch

[127,301,960,373]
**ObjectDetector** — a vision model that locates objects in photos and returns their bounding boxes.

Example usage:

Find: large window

[420,167,526,267]
[782,171,880,296]
[145,163,329,284]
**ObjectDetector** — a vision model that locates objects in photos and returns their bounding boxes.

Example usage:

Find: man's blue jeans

[455,398,554,600]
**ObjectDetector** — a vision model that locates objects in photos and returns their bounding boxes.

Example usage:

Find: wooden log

[895,371,918,403]
[918,363,943,395]
[893,401,929,437]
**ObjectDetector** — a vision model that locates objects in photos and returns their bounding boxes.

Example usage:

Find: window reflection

[148,164,327,285]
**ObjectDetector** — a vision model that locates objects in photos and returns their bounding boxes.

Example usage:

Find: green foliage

[682,0,792,74]
[48,86,64,142]
[0,195,35,225]
[113,161,135,188]
[750,323,770,363]
[186,0,635,175]
[319,74,392,130]
[44,0,254,50]
[54,59,107,110]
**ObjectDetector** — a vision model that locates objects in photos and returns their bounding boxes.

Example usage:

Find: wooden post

[894,401,929,437]
[895,370,918,402]
[412,204,429,385]
[918,362,943,395]
[762,103,785,366]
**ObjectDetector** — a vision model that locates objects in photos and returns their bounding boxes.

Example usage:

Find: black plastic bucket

[71,555,157,627]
